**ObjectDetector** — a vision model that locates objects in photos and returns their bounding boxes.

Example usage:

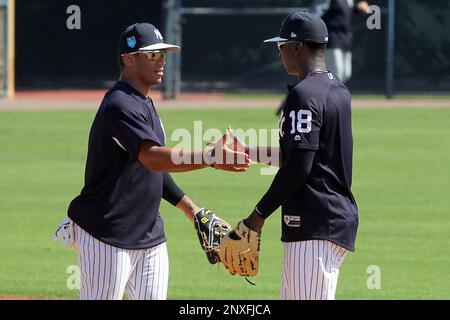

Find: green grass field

[1,107,449,299]
[224,93,450,100]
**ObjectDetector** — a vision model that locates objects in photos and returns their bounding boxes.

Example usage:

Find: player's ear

[121,53,135,68]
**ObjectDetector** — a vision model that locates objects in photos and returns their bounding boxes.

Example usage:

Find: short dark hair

[118,54,124,70]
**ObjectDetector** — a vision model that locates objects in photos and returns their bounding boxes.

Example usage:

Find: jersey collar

[115,80,148,100]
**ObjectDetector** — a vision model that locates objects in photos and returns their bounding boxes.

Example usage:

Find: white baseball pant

[281,240,348,300]
[73,223,169,300]
[325,48,352,83]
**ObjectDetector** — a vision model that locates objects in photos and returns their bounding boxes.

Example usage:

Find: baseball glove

[193,208,231,264]
[219,219,261,277]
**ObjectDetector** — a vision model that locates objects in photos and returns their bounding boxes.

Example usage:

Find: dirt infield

[1,90,450,111]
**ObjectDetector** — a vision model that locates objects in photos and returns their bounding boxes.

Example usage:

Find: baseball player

[223,12,358,300]
[309,0,370,83]
[54,22,249,300]
[276,1,370,116]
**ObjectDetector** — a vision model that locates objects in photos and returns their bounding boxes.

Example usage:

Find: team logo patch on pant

[284,215,301,227]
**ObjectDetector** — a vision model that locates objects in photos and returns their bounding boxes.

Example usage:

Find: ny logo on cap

[291,32,297,38]
[154,29,163,40]
[127,36,136,48]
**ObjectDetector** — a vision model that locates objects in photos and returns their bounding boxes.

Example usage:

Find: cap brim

[139,43,180,52]
[263,36,288,43]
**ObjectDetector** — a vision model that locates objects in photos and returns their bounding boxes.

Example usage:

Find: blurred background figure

[309,0,370,83]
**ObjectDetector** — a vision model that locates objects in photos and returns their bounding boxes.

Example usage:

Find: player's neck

[298,55,327,81]
[119,74,151,98]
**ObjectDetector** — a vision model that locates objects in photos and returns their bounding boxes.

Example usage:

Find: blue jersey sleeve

[105,101,162,159]
[281,90,322,151]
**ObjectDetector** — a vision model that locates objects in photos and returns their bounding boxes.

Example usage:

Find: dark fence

[15,0,450,94]
[15,0,162,89]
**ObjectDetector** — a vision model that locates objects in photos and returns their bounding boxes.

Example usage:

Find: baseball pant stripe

[281,244,288,300]
[149,252,156,299]
[314,241,320,299]
[92,236,96,298]
[315,241,324,299]
[282,243,288,300]
[74,223,168,300]
[144,250,151,300]
[108,244,115,299]
[113,251,123,299]
[92,239,97,298]
[301,241,306,299]
[81,229,87,296]
[281,240,348,300]
[125,243,169,300]
[283,246,289,299]
[83,227,88,296]
[100,241,107,299]
[311,241,317,299]
[125,250,139,300]
[310,241,315,298]
[136,251,144,299]
[88,235,93,298]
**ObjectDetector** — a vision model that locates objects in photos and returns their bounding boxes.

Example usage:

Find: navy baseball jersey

[278,71,358,251]
[68,81,167,249]
[321,0,355,51]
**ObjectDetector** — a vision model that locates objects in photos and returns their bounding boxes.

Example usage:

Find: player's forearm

[255,149,314,219]
[139,146,210,172]
[247,146,281,167]
[175,195,199,222]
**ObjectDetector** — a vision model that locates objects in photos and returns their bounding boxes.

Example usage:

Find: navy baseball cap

[118,23,180,54]
[264,11,328,44]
